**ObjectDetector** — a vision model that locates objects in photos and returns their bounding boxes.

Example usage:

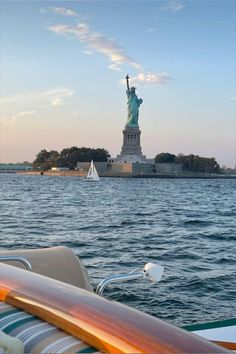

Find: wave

[183,219,212,226]
[1,174,235,325]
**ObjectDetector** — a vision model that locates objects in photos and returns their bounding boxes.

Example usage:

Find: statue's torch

[126,74,130,90]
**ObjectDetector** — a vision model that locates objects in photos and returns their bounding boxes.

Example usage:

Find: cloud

[45,11,172,86]
[1,88,75,107]
[120,72,173,86]
[146,28,156,33]
[41,88,74,106]
[83,50,93,55]
[15,110,36,117]
[163,1,185,12]
[1,111,36,127]
[229,96,236,101]
[1,88,75,126]
[48,23,143,71]
[108,63,122,72]
[0,88,74,126]
[41,7,79,17]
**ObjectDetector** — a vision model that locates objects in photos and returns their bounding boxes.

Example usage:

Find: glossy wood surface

[213,341,236,350]
[0,263,228,353]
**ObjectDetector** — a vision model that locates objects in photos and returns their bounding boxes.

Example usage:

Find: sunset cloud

[41,7,79,17]
[163,1,185,12]
[0,88,75,107]
[15,110,36,117]
[1,111,36,126]
[120,72,173,86]
[45,9,172,85]
[83,50,93,55]
[48,23,143,71]
[41,88,74,106]
[146,28,156,33]
[108,63,122,72]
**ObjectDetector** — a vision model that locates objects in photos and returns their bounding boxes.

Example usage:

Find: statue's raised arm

[126,74,130,91]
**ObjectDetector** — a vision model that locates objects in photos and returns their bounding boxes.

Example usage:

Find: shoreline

[11,171,236,179]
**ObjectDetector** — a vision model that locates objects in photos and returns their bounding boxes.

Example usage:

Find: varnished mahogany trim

[0,263,228,353]
[212,341,236,350]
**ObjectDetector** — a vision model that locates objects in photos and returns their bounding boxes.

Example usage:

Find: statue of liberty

[125,75,143,127]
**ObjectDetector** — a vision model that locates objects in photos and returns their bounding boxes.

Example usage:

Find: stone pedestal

[116,126,146,163]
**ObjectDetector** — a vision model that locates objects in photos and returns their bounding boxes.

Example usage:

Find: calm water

[1,174,236,326]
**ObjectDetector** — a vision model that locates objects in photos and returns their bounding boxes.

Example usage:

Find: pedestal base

[116,126,146,163]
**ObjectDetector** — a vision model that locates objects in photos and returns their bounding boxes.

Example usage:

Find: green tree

[48,147,110,169]
[155,152,176,163]
[176,154,220,173]
[91,148,110,162]
[33,149,59,170]
[57,147,80,168]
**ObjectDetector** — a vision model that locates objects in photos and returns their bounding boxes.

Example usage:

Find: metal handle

[0,256,32,270]
[96,271,143,296]
[96,263,164,296]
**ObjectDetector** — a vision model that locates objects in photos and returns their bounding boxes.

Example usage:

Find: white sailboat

[84,160,100,181]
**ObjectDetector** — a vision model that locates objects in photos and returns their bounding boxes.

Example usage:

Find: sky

[0,0,236,167]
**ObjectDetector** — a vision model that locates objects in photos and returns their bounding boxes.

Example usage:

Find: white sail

[84,160,100,181]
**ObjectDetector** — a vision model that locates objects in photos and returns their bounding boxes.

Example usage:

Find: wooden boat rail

[0,263,229,353]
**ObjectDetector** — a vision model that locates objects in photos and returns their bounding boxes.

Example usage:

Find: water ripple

[0,174,235,327]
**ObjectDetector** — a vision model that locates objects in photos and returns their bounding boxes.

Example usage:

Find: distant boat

[84,160,100,181]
